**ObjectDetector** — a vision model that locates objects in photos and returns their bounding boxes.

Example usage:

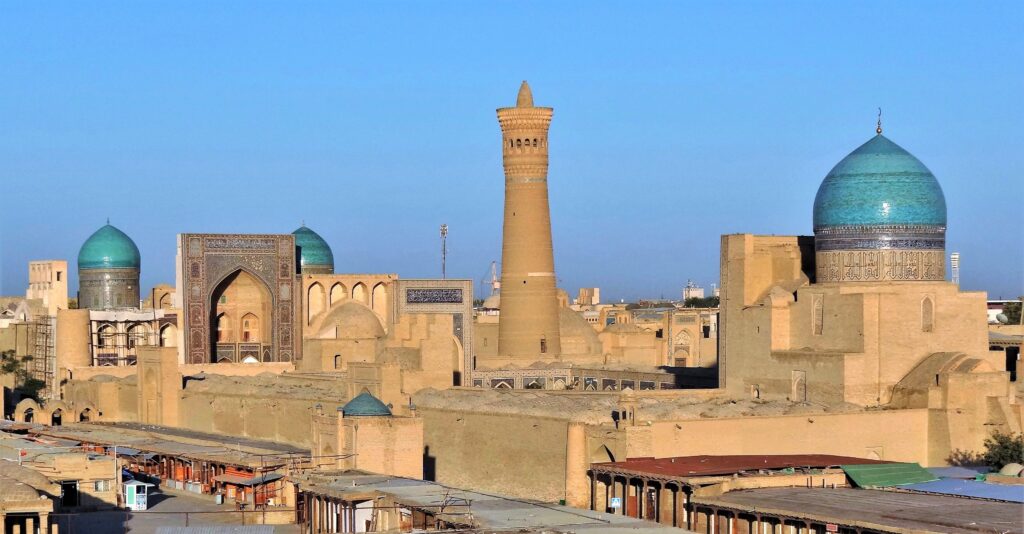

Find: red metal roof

[592,455,889,478]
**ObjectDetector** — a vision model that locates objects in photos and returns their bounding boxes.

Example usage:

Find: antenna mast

[439,224,449,279]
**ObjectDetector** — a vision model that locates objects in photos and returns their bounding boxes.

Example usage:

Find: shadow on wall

[423,446,437,481]
[660,365,719,389]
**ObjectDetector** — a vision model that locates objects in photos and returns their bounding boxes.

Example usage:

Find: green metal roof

[842,462,938,488]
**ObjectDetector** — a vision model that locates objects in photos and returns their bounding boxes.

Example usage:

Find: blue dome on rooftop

[813,134,946,230]
[77,224,141,270]
[341,391,392,417]
[292,226,334,273]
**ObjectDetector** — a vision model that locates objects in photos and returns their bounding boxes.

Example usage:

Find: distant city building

[682,280,704,300]
[576,287,600,306]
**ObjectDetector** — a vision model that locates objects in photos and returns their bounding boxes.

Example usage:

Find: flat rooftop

[593,455,887,479]
[18,422,307,469]
[297,471,694,533]
[695,487,1023,534]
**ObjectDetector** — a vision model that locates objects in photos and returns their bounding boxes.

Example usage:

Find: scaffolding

[31,315,56,400]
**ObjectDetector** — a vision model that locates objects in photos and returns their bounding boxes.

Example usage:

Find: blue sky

[1,1,1021,301]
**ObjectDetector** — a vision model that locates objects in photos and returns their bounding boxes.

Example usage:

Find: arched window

[216,313,230,342]
[532,138,538,147]
[515,139,522,148]
[97,325,115,348]
[308,282,325,325]
[160,324,178,348]
[241,313,260,342]
[371,283,388,317]
[812,296,824,336]
[922,297,934,333]
[352,283,368,304]
[127,324,148,349]
[330,283,348,305]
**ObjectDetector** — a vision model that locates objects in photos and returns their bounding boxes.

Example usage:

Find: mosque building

[415,120,1022,507]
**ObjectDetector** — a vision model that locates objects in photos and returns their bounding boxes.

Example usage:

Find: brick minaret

[496,81,561,359]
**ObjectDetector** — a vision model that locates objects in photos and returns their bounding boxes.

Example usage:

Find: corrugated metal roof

[842,462,937,488]
[593,455,887,478]
[900,478,1024,503]
[155,527,274,534]
[927,466,988,479]
[212,473,283,486]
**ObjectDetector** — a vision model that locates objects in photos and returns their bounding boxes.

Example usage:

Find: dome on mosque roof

[0,477,42,502]
[315,301,386,340]
[78,224,141,270]
[813,134,946,230]
[341,391,392,417]
[293,226,334,273]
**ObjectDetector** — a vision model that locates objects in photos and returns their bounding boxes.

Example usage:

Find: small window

[334,355,341,369]
[56,271,62,282]
[812,296,824,336]
[540,337,547,354]
[702,325,711,339]
[655,329,663,339]
[94,480,110,492]
[922,297,934,333]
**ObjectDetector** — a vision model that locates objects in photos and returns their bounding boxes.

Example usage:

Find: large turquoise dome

[77,224,141,270]
[813,134,946,229]
[293,225,334,274]
[812,132,947,283]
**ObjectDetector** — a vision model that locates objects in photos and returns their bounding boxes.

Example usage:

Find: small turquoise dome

[341,391,392,417]
[78,224,141,270]
[292,226,334,273]
[813,135,946,229]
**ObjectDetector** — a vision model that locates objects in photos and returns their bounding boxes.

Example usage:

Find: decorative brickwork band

[816,249,945,282]
[814,224,945,252]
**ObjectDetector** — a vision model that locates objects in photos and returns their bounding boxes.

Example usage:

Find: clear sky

[1,1,1021,302]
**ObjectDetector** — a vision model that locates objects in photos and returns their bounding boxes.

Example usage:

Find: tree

[683,296,720,308]
[1001,301,1022,325]
[982,430,1024,470]
[0,350,45,401]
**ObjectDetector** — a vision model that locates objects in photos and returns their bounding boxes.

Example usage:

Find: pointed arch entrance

[210,269,273,363]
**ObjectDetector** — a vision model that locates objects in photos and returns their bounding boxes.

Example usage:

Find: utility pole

[439,224,448,279]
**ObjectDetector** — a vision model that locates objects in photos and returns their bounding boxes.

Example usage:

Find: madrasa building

[23,219,471,474]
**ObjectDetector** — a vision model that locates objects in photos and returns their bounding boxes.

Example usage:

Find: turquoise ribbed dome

[813,135,946,229]
[77,224,141,270]
[292,226,334,272]
[340,391,392,417]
